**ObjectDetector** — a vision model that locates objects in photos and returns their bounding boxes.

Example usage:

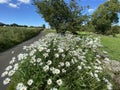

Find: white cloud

[9,3,18,8]
[0,0,10,4]
[0,0,31,9]
[88,8,95,13]
[18,0,30,4]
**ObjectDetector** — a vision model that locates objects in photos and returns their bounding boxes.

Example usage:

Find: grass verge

[100,34,120,61]
[44,29,56,35]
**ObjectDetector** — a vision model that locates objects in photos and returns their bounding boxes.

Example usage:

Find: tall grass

[0,27,42,52]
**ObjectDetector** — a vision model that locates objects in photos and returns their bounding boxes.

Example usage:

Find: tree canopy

[34,0,88,34]
[91,0,120,35]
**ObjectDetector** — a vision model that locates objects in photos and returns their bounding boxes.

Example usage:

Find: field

[44,29,56,35]
[101,34,120,61]
[0,27,42,52]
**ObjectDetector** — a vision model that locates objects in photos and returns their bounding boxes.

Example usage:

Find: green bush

[0,27,41,52]
[111,25,120,35]
[1,33,113,90]
[104,25,120,37]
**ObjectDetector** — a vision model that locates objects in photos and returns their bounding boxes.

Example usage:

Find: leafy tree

[91,0,120,35]
[34,0,88,34]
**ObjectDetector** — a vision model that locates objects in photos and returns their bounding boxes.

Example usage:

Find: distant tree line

[0,22,27,27]
[0,22,46,29]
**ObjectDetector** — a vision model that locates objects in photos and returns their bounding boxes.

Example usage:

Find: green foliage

[82,22,96,33]
[0,27,41,52]
[91,0,120,35]
[34,0,89,34]
[103,25,120,37]
[111,25,120,34]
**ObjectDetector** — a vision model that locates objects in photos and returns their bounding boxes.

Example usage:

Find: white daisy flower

[39,62,43,66]
[90,72,94,77]
[56,79,62,86]
[43,53,48,57]
[27,79,33,86]
[47,79,52,85]
[107,82,112,90]
[8,70,15,76]
[53,69,60,74]
[65,61,70,67]
[5,65,12,71]
[1,71,8,77]
[58,48,64,53]
[61,54,65,58]
[3,78,11,85]
[77,66,82,70]
[43,65,49,72]
[62,69,66,73]
[9,58,15,64]
[46,49,50,53]
[94,73,98,78]
[50,67,55,71]
[47,60,52,65]
[55,53,59,58]
[59,62,64,66]
[16,83,24,90]
[13,63,19,71]
[51,87,58,90]
[37,58,41,63]
[20,86,27,90]
[38,47,44,52]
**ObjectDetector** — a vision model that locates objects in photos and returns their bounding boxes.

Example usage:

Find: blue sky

[0,0,120,27]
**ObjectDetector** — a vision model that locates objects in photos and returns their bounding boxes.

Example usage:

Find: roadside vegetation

[0,27,42,52]
[6,33,112,90]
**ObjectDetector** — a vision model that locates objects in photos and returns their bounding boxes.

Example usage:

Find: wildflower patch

[2,33,112,90]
